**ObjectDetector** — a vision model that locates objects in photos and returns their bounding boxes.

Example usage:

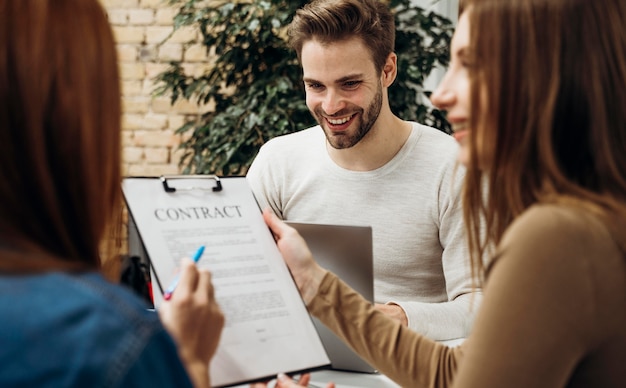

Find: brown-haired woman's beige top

[308,204,626,387]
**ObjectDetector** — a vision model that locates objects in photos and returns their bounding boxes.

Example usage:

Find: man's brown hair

[288,0,395,74]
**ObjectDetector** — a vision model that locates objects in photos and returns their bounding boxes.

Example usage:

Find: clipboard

[122,175,330,388]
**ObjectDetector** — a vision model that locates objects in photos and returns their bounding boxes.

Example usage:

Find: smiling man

[246,0,479,341]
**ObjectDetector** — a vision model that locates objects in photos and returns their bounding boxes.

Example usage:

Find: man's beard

[314,85,383,149]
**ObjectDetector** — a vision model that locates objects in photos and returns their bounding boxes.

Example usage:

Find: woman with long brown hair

[0,1,223,386]
[263,0,626,386]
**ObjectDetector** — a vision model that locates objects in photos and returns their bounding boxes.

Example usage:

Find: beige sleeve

[309,272,463,388]
[308,205,618,387]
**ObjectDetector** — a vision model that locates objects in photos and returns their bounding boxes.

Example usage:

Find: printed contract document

[122,176,330,387]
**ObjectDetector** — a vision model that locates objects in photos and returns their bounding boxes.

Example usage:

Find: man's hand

[375,303,408,326]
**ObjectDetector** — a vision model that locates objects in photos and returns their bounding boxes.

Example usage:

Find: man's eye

[344,81,361,88]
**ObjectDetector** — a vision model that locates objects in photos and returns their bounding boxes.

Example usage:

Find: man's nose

[322,89,346,115]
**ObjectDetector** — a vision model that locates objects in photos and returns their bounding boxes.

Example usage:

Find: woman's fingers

[172,258,199,300]
[196,267,215,304]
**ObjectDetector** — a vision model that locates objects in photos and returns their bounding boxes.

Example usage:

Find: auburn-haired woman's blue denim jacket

[0,272,193,387]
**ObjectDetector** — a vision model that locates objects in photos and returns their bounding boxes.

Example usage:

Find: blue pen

[163,245,205,300]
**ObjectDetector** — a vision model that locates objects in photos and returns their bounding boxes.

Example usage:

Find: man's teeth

[328,115,352,125]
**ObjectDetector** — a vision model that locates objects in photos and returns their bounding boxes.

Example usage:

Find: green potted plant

[154,0,454,175]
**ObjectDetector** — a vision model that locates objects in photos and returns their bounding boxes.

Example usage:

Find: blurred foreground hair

[461,0,626,279]
[0,0,122,272]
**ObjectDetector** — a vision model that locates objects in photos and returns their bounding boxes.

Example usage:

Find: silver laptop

[286,221,377,374]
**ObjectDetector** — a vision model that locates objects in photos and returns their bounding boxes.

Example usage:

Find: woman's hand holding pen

[159,258,224,388]
[262,209,328,305]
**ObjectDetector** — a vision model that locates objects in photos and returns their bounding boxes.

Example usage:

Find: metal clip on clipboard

[159,174,223,193]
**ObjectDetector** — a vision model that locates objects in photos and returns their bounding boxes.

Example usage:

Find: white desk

[234,338,464,388]
[309,369,400,388]
[231,371,399,388]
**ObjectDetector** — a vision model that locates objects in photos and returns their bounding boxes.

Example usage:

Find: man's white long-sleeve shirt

[246,122,480,339]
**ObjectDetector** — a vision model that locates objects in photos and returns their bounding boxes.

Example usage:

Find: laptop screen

[286,221,377,374]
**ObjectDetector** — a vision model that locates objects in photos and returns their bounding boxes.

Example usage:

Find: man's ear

[381,52,398,87]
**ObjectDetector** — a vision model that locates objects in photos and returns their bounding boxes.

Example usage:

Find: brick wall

[100,0,214,177]
[98,0,218,274]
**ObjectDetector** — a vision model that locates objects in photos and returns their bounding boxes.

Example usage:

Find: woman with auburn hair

[262,0,626,386]
[0,1,223,387]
